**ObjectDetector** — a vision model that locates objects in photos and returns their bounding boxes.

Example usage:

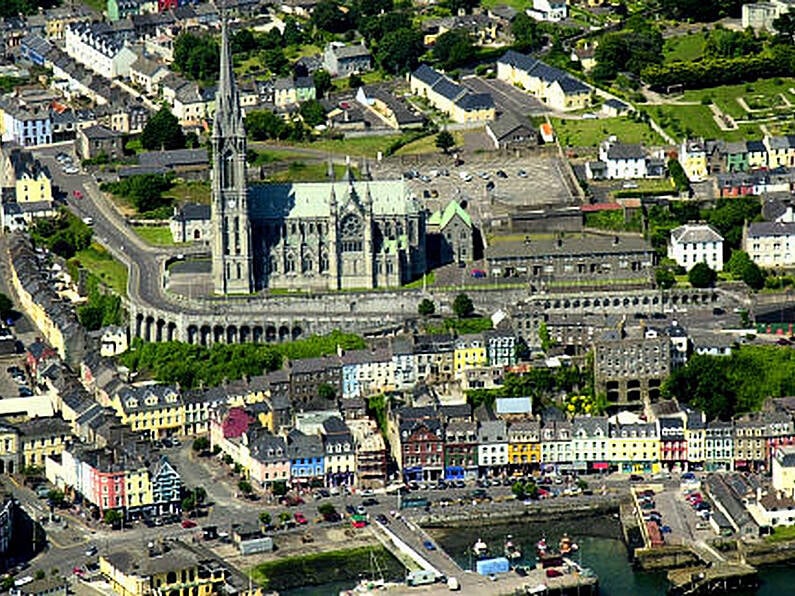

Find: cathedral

[211,22,427,295]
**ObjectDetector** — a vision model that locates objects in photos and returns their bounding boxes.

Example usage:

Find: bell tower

[211,13,252,295]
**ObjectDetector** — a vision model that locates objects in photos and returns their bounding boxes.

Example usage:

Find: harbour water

[284,516,795,595]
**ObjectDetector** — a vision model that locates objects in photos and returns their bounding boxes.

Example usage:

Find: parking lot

[0,354,33,400]
[374,151,578,225]
[634,479,716,548]
[463,75,550,117]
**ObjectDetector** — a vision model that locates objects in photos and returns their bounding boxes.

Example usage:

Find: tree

[279,511,292,525]
[742,260,765,290]
[141,106,185,151]
[258,511,272,527]
[34,570,45,581]
[299,99,327,127]
[435,130,455,154]
[272,480,289,497]
[173,33,219,82]
[432,29,475,69]
[47,489,65,508]
[726,249,753,278]
[231,29,257,54]
[318,503,337,517]
[418,298,436,317]
[311,0,352,33]
[512,12,543,52]
[0,292,13,319]
[688,262,717,288]
[238,479,253,495]
[318,382,337,401]
[655,266,676,290]
[538,321,552,352]
[192,436,210,452]
[452,293,474,318]
[663,353,735,419]
[246,110,287,141]
[774,12,795,43]
[313,69,332,98]
[104,509,123,527]
[348,73,364,89]
[376,28,424,74]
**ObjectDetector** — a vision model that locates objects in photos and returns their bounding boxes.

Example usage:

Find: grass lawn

[304,134,404,157]
[551,116,663,147]
[404,272,436,289]
[164,180,211,205]
[267,162,356,183]
[650,104,763,142]
[480,0,531,9]
[284,44,322,61]
[81,0,105,11]
[663,33,706,63]
[393,131,463,156]
[71,243,128,296]
[133,226,176,246]
[681,78,795,120]
[332,70,387,90]
[766,525,795,543]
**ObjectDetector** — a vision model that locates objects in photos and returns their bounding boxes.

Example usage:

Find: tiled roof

[670,223,723,244]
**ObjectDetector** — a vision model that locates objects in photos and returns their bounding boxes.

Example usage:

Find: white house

[596,138,647,179]
[528,0,568,22]
[744,221,795,268]
[65,22,137,79]
[477,420,508,473]
[668,223,724,272]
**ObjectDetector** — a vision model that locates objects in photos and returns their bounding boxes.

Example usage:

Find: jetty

[667,562,758,595]
[370,516,598,594]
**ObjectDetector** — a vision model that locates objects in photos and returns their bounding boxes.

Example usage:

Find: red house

[26,338,58,379]
[158,0,179,11]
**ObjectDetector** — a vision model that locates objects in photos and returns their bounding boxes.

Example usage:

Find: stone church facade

[211,21,426,295]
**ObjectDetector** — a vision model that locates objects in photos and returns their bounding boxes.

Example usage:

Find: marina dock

[667,562,758,595]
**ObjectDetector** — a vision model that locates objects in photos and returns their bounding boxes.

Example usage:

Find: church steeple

[211,9,253,296]
[214,13,244,141]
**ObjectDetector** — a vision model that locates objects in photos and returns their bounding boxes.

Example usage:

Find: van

[406,569,436,586]
[447,577,460,591]
[458,171,472,182]
[82,217,94,226]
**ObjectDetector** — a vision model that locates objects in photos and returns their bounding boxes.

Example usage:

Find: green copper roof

[431,200,471,230]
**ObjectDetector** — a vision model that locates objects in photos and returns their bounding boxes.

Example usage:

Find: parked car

[423,540,436,551]
[85,546,98,557]
[362,498,378,507]
[345,504,356,515]
[294,512,308,525]
[18,387,33,397]
[630,474,644,482]
[181,519,197,529]
[73,190,83,199]
[356,505,366,516]
[375,514,389,525]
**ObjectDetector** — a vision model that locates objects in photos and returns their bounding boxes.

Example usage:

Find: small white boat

[472,538,488,557]
[504,534,522,561]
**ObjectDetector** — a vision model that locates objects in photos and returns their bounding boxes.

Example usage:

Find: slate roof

[412,63,443,87]
[81,124,120,140]
[670,223,723,244]
[604,98,628,110]
[775,445,795,467]
[606,143,645,160]
[747,221,795,238]
[486,110,535,142]
[286,428,324,459]
[762,198,789,222]
[573,416,608,437]
[172,202,210,222]
[138,148,208,169]
[329,42,371,60]
[486,235,652,259]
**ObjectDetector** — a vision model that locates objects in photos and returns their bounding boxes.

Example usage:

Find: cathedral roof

[248,180,422,219]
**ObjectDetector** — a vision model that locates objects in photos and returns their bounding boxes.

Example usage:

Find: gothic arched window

[340,214,363,252]
[222,150,235,189]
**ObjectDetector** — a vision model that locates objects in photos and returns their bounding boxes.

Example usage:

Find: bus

[400,496,429,509]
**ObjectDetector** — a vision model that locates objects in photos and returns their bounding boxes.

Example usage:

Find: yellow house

[100,542,227,596]
[0,422,20,474]
[410,64,494,124]
[113,386,186,440]
[764,135,795,168]
[453,334,487,375]
[508,421,542,468]
[679,139,708,182]
[15,417,72,470]
[11,153,52,204]
[497,50,592,112]
[608,420,661,474]
[124,467,152,513]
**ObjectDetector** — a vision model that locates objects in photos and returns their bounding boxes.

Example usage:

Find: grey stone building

[76,124,123,160]
[323,41,372,77]
[485,234,655,287]
[593,329,671,410]
[170,203,211,243]
[210,24,427,295]
[426,200,473,267]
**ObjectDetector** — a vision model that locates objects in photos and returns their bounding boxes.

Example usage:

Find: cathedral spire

[214,7,243,139]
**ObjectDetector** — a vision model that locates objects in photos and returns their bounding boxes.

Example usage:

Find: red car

[294,512,308,525]
[72,567,84,576]
[181,519,197,529]
[73,190,83,199]
[352,519,367,528]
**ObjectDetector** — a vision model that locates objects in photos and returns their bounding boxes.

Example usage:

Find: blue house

[286,429,324,484]
[20,34,53,67]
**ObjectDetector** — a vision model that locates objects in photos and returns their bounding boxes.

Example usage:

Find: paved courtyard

[462,75,550,117]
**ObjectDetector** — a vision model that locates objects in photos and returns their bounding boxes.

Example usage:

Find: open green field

[71,243,128,296]
[663,34,706,63]
[551,116,663,147]
[303,134,405,157]
[267,162,356,183]
[681,78,795,120]
[480,0,531,9]
[164,180,211,205]
[132,226,176,246]
[650,104,763,142]
[81,0,104,12]
[393,131,463,156]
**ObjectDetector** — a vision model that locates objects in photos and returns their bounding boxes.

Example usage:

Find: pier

[370,515,598,594]
[667,562,758,595]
